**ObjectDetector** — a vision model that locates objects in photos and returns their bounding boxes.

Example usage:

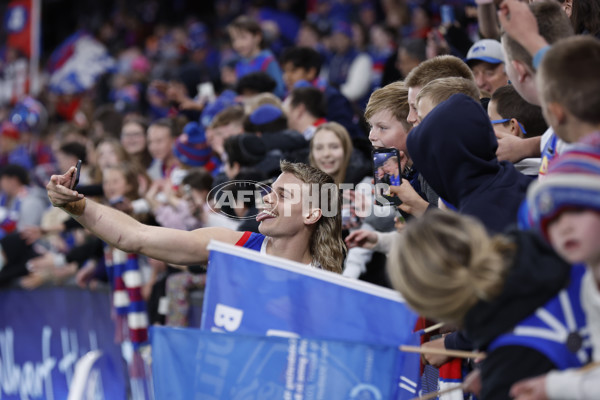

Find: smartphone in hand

[373,148,402,206]
[441,5,455,25]
[71,160,82,189]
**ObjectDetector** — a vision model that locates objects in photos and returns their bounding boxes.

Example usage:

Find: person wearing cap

[387,205,590,400]
[245,103,308,169]
[510,134,600,400]
[465,39,508,97]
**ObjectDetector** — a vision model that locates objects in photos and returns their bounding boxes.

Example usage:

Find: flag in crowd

[152,241,422,399]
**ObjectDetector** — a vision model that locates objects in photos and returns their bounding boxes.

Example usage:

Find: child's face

[102,168,131,201]
[311,129,345,176]
[229,28,261,58]
[282,62,314,90]
[548,209,600,265]
[487,100,515,137]
[414,96,436,127]
[368,109,410,154]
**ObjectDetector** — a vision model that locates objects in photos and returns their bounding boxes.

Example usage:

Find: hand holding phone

[70,160,82,189]
[372,148,402,206]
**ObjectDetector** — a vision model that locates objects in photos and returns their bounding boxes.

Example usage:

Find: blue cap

[249,104,283,125]
[465,39,505,65]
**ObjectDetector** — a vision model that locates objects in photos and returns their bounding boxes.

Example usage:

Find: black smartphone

[372,148,402,206]
[71,159,82,189]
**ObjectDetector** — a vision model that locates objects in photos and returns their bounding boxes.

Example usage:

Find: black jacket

[464,229,572,400]
[406,94,533,233]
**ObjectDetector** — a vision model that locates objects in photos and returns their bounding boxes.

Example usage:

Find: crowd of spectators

[2,0,600,398]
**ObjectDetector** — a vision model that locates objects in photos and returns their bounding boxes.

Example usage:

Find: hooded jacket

[406,94,533,233]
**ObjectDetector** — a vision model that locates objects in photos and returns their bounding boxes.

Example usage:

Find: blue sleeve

[265,60,286,99]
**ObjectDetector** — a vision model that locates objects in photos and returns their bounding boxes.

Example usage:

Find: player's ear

[304,208,322,225]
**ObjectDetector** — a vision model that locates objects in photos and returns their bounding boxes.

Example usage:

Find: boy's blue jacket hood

[406,93,533,233]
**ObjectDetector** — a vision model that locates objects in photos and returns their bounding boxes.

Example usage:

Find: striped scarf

[105,247,148,349]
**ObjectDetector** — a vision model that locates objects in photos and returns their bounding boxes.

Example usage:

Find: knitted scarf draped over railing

[104,246,148,349]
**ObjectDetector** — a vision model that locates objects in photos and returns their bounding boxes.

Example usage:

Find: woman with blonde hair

[309,122,353,185]
[388,209,590,399]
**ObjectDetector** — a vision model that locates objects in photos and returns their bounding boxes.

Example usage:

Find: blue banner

[0,287,127,400]
[152,326,412,400]
[201,241,418,347]
[194,241,421,399]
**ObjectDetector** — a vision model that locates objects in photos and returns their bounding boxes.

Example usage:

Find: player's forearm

[69,198,146,254]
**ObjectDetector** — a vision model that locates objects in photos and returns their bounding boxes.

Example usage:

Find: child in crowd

[228,16,285,98]
[388,205,591,399]
[488,85,547,176]
[510,135,600,400]
[410,81,531,234]
[507,35,600,399]
[495,0,573,171]
[205,104,245,160]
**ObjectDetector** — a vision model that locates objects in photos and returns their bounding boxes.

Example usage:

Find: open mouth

[563,239,579,252]
[256,209,278,222]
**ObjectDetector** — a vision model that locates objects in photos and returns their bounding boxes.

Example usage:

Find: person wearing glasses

[488,84,548,176]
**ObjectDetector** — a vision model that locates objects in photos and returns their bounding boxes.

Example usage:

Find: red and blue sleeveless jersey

[235,231,267,252]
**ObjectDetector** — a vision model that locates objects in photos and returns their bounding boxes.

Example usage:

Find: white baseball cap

[466,39,505,65]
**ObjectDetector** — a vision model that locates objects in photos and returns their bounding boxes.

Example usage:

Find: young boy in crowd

[494,0,573,172]
[228,16,285,98]
[511,134,600,400]
[279,46,360,138]
[488,85,547,176]
[411,77,531,233]
[499,34,600,400]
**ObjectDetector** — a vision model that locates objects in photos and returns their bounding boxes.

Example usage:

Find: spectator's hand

[20,272,48,290]
[422,337,452,367]
[495,131,527,163]
[345,229,378,249]
[498,0,548,56]
[27,254,56,272]
[389,179,429,217]
[510,374,548,400]
[20,226,43,245]
[394,214,406,232]
[47,167,84,208]
[178,97,205,111]
[426,29,451,59]
[76,261,98,289]
[463,369,482,397]
[166,81,188,104]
